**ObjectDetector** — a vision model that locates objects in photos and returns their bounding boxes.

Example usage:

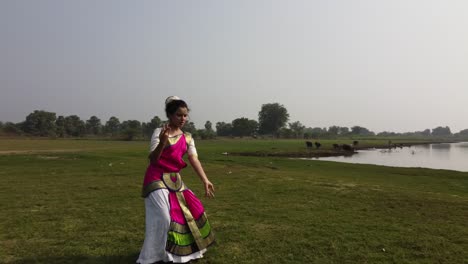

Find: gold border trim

[162,173,183,192]
[141,173,187,197]
[169,214,208,234]
[176,192,210,250]
[166,231,215,256]
[141,180,166,197]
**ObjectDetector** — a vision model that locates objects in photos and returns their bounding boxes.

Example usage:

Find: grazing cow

[314,141,321,149]
[305,141,313,149]
[353,140,359,146]
[333,144,340,150]
[342,144,354,151]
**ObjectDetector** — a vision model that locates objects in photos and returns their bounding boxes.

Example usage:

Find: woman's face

[169,107,189,128]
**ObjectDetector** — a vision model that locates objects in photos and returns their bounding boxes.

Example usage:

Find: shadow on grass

[9,253,141,264]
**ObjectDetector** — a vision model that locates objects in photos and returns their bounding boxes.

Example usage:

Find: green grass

[0,139,467,263]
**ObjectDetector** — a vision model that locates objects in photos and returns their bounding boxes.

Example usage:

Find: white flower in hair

[165,96,181,105]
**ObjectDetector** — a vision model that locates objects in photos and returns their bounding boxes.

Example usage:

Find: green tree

[216,122,233,137]
[304,127,327,138]
[143,116,162,138]
[22,110,57,137]
[86,116,102,135]
[279,127,294,138]
[377,131,397,137]
[121,120,142,141]
[458,129,468,136]
[431,126,452,137]
[197,129,215,140]
[64,115,86,137]
[104,116,121,136]
[2,122,22,135]
[328,126,340,136]
[232,118,258,138]
[258,103,289,136]
[350,126,374,136]
[338,127,350,135]
[455,129,468,139]
[288,121,305,138]
[421,129,431,136]
[56,116,66,137]
[200,121,216,139]
[183,122,197,135]
[204,121,213,131]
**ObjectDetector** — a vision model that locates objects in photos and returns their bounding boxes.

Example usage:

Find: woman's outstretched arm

[188,155,215,198]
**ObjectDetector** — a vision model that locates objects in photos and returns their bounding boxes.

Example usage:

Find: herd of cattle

[305,140,359,151]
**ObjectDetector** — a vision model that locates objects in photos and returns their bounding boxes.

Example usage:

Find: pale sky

[1,0,468,133]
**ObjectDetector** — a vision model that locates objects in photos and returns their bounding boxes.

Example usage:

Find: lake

[312,142,468,172]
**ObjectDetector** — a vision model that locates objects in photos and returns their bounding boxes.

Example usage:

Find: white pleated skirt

[137,189,206,264]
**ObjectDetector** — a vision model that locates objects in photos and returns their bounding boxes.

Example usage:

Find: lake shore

[229,140,459,158]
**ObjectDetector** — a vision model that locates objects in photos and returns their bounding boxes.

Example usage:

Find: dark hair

[165,100,189,118]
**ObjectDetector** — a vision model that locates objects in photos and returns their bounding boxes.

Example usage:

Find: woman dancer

[137,96,215,264]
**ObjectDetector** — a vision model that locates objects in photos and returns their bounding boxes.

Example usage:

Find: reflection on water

[431,143,451,150]
[314,142,468,172]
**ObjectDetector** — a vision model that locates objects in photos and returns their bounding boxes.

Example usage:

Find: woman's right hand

[204,180,215,198]
[159,124,170,144]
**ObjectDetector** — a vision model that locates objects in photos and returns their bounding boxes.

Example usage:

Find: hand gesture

[159,124,171,144]
[204,180,215,198]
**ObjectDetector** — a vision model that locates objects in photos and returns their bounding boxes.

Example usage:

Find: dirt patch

[37,155,60,159]
[0,149,86,155]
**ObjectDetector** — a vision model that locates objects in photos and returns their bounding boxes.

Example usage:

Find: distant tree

[104,116,121,136]
[2,122,22,135]
[414,129,431,137]
[199,121,216,139]
[197,129,215,140]
[350,126,374,136]
[289,121,305,138]
[350,126,362,135]
[258,103,289,136]
[377,131,397,137]
[121,120,142,141]
[86,116,102,135]
[216,122,233,137]
[458,129,468,136]
[421,129,431,136]
[328,126,340,136]
[338,127,350,135]
[411,129,431,137]
[22,110,57,137]
[64,115,86,137]
[431,126,452,137]
[55,116,66,137]
[232,118,258,138]
[0,121,3,129]
[279,127,294,139]
[304,127,327,138]
[183,122,197,136]
[204,121,213,131]
[143,116,162,138]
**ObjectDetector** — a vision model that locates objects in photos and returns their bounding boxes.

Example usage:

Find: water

[314,142,468,172]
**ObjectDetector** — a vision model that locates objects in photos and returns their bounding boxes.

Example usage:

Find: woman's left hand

[204,180,215,198]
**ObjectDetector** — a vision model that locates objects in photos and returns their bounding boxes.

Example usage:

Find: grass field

[0,138,467,264]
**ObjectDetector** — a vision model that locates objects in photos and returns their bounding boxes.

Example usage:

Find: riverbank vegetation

[1,138,467,263]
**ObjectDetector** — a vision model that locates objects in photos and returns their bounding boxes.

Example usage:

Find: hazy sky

[1,0,467,133]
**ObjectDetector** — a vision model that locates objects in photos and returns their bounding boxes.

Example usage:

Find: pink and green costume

[137,131,214,264]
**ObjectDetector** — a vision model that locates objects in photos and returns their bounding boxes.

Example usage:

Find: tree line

[1,103,467,140]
